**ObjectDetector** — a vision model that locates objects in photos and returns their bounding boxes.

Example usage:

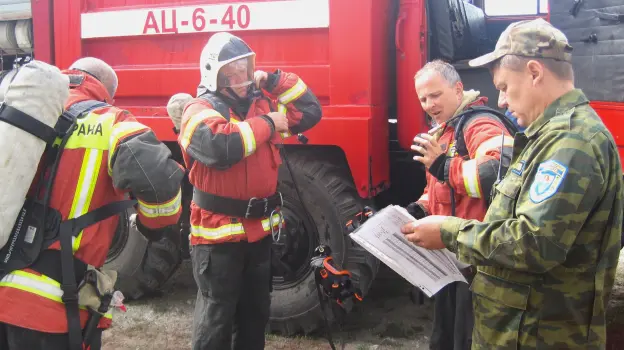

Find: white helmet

[199,32,256,93]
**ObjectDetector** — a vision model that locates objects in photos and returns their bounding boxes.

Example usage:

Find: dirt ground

[102,252,624,350]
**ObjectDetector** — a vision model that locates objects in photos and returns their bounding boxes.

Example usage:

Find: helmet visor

[217,56,255,89]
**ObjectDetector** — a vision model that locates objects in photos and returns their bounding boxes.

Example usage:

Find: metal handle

[395,13,407,58]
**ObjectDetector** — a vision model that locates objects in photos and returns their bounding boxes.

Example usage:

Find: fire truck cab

[1,0,621,335]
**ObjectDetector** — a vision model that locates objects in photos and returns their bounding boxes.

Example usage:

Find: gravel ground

[102,252,624,350]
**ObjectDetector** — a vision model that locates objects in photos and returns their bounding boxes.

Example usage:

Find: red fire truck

[1,0,621,335]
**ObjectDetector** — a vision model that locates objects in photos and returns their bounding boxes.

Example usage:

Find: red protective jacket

[180,70,321,246]
[417,97,513,220]
[0,71,184,333]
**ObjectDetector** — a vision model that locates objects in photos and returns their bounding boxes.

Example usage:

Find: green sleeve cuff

[440,217,465,253]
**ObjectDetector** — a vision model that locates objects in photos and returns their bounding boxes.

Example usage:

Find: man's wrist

[428,154,448,181]
[260,115,276,134]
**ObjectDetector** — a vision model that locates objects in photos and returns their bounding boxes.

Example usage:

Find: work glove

[130,213,166,242]
[406,202,428,220]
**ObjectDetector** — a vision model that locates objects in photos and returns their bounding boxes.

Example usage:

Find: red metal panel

[46,0,393,198]
[591,102,624,172]
[31,0,54,64]
[395,0,428,151]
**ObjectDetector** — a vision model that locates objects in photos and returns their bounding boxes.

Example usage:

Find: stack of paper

[349,205,468,297]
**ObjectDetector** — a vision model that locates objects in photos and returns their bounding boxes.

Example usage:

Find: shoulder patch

[529,160,567,203]
[511,160,526,176]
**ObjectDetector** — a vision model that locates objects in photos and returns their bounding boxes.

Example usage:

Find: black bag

[0,100,136,350]
[428,0,489,62]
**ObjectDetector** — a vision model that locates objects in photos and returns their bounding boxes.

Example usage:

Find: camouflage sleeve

[440,131,604,273]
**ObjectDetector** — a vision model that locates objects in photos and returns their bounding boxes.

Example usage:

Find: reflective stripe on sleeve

[179,109,224,151]
[138,189,182,218]
[475,135,514,158]
[278,79,307,105]
[236,122,256,157]
[107,121,149,175]
[277,103,292,138]
[462,159,482,198]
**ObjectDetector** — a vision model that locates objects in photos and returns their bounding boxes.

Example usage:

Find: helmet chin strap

[217,84,262,120]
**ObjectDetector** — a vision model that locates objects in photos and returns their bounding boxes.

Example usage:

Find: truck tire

[268,151,380,335]
[104,208,182,299]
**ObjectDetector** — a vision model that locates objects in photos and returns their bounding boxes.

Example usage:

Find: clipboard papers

[349,205,468,297]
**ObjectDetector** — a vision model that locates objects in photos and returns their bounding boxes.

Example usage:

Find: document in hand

[349,205,467,297]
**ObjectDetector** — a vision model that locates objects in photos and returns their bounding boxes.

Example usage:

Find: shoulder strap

[198,92,231,121]
[64,100,110,120]
[453,106,519,157]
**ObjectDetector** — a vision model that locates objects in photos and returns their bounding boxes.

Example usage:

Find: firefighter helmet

[199,32,256,93]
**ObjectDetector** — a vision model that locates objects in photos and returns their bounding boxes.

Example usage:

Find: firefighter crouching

[0,57,185,350]
[179,32,322,350]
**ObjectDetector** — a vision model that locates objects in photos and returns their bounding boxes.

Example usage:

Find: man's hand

[400,215,449,250]
[412,133,445,169]
[266,112,289,133]
[254,70,269,89]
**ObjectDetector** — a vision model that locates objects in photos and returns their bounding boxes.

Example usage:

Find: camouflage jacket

[440,89,623,349]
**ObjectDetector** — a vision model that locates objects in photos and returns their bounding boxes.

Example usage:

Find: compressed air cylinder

[0,60,69,247]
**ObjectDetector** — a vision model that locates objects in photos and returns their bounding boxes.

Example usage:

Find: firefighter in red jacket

[407,60,513,350]
[179,32,322,350]
[0,57,184,350]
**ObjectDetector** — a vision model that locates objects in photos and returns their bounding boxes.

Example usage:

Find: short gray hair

[414,59,461,86]
[493,55,574,82]
[69,57,119,98]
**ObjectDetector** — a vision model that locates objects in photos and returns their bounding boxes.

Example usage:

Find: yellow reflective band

[277,103,292,138]
[0,270,63,302]
[64,112,115,150]
[138,189,182,218]
[419,193,429,201]
[190,223,246,241]
[236,121,256,157]
[462,159,482,198]
[278,103,287,115]
[262,213,282,231]
[475,135,514,158]
[0,271,114,319]
[278,79,307,105]
[190,214,281,241]
[209,114,256,156]
[70,148,103,252]
[180,109,223,151]
[107,121,149,175]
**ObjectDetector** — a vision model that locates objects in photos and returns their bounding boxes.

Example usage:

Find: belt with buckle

[192,187,283,219]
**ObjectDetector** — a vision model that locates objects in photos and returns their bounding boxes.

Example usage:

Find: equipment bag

[0,100,136,350]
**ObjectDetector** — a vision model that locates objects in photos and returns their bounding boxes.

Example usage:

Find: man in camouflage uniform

[400,18,624,349]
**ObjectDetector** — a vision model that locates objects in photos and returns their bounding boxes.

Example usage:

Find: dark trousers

[429,281,474,350]
[0,323,102,350]
[191,236,272,350]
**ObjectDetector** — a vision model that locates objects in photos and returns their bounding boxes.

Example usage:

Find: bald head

[69,57,118,98]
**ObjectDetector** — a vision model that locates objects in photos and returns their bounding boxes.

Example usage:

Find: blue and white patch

[529,160,568,203]
[511,160,526,176]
